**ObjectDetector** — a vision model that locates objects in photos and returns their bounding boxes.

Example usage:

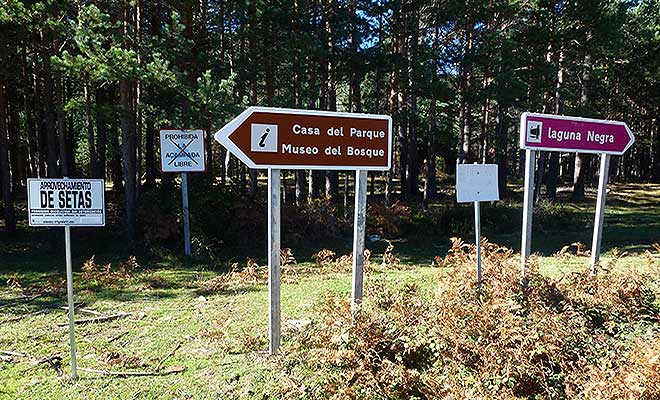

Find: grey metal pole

[181,172,191,256]
[65,225,78,380]
[590,154,611,274]
[268,169,281,354]
[474,201,482,289]
[521,149,536,278]
[351,170,368,315]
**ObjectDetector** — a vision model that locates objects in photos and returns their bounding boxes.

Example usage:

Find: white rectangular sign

[27,179,105,226]
[456,164,500,203]
[159,129,206,173]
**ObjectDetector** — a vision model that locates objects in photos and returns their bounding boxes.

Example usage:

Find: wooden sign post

[27,178,106,380]
[159,129,206,256]
[519,113,634,276]
[215,107,392,354]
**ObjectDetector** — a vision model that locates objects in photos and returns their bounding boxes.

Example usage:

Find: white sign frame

[159,129,207,173]
[27,178,105,227]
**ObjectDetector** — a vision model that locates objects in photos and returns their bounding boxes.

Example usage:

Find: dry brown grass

[81,256,139,287]
[195,258,267,294]
[278,239,660,399]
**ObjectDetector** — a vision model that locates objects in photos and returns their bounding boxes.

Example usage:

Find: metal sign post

[27,178,105,380]
[64,225,78,380]
[159,129,206,257]
[351,170,368,314]
[268,169,281,354]
[215,107,392,354]
[474,200,482,289]
[519,113,634,276]
[520,149,536,278]
[590,154,611,273]
[181,172,191,256]
[456,164,499,289]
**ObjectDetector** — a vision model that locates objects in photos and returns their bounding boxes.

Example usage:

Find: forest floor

[0,184,659,399]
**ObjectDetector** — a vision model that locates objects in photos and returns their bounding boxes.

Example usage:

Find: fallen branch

[34,355,63,376]
[1,350,27,357]
[0,294,44,309]
[155,341,183,371]
[79,308,106,316]
[1,309,50,324]
[59,306,103,316]
[108,331,129,343]
[57,312,131,327]
[78,365,185,377]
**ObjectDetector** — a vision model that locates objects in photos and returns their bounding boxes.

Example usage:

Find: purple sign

[520,112,634,155]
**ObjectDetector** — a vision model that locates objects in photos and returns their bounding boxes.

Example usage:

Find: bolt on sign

[27,178,105,226]
[160,129,206,172]
[215,107,392,170]
[520,113,634,155]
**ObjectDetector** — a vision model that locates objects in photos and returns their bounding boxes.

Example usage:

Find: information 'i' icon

[251,123,278,152]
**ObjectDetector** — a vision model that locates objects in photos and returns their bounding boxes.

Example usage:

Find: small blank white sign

[456,164,500,203]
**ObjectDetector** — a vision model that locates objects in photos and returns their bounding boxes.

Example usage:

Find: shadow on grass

[1,184,657,281]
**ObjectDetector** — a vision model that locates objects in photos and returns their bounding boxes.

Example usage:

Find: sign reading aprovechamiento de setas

[27,179,105,226]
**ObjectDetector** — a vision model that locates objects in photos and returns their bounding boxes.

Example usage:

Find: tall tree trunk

[22,47,38,177]
[386,66,398,206]
[96,88,107,179]
[424,24,440,203]
[495,103,508,198]
[534,152,546,203]
[34,54,46,178]
[55,71,68,176]
[295,170,306,206]
[652,113,660,183]
[120,78,137,241]
[7,86,21,189]
[144,118,156,188]
[457,17,473,164]
[546,48,564,199]
[424,86,437,203]
[135,0,143,200]
[0,80,16,232]
[572,52,591,202]
[247,0,258,196]
[41,36,58,177]
[292,3,306,206]
[65,81,76,176]
[479,97,489,163]
[405,5,420,198]
[120,1,137,241]
[84,79,97,177]
[324,0,339,200]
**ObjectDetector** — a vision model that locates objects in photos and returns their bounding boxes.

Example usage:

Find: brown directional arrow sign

[215,107,392,170]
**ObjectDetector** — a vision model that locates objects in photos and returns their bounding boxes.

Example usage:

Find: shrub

[278,239,660,399]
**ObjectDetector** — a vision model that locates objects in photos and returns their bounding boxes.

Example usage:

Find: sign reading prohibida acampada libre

[27,179,105,226]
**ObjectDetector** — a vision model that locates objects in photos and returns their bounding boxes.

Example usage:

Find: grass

[0,259,438,399]
[0,183,659,399]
